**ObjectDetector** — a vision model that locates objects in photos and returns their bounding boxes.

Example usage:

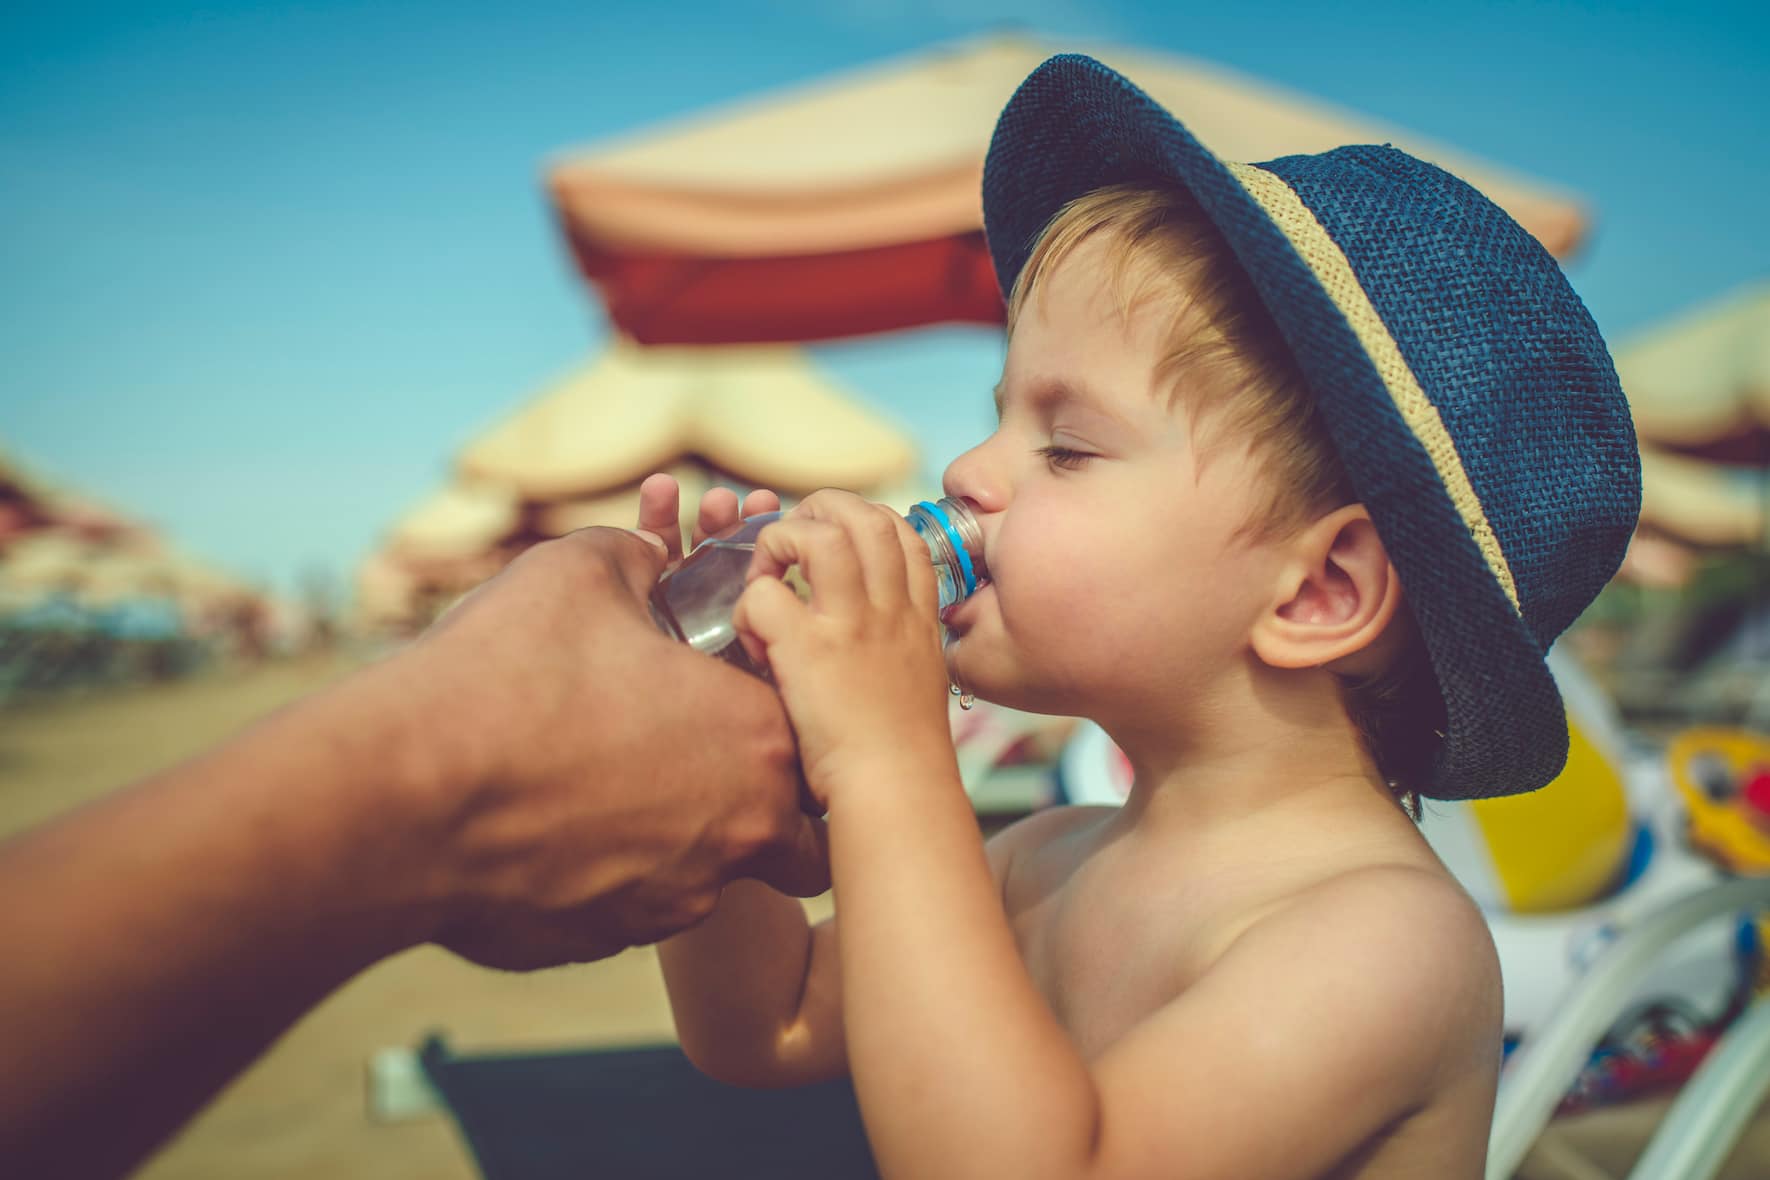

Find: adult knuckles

[517,530,619,592]
[553,527,662,594]
[614,884,721,946]
[663,886,721,932]
[721,806,800,886]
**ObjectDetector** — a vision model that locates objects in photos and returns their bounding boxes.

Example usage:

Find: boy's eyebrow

[995,377,1130,426]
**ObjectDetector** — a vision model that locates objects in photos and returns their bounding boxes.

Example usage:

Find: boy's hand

[635,472,781,564]
[734,490,955,809]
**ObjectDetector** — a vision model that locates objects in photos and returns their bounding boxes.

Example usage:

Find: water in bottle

[650,497,988,680]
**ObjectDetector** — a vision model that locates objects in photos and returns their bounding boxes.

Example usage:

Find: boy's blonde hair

[1007,183,1445,810]
[1007,183,1350,539]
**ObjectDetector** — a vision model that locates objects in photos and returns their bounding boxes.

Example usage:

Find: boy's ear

[1250,505,1402,672]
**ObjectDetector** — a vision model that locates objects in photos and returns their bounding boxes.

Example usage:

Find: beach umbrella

[548,34,1589,345]
[457,338,918,501]
[1616,282,1770,465]
[0,441,151,550]
[0,500,41,545]
[159,552,255,613]
[1617,284,1770,550]
[39,492,144,544]
[354,552,419,628]
[387,480,524,563]
[0,533,232,609]
[76,549,179,608]
[1636,449,1766,550]
[0,443,62,542]
[0,532,92,594]
[0,444,48,499]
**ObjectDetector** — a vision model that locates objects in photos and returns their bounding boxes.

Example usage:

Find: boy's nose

[941,440,1008,516]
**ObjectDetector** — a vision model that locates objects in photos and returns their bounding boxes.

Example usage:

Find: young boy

[636,55,1639,1180]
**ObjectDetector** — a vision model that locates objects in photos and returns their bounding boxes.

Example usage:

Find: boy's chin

[951,674,1067,718]
[944,641,1064,715]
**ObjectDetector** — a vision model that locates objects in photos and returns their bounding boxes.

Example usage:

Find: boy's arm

[643,474,854,1087]
[656,881,846,1087]
[832,789,1499,1180]
[656,806,1041,1088]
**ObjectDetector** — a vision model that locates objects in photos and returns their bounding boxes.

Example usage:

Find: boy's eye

[1037,445,1093,471]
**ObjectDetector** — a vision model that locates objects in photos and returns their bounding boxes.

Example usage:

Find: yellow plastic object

[1467,714,1634,913]
[1667,727,1770,875]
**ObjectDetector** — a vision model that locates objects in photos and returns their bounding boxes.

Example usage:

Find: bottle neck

[909,497,989,608]
[933,497,988,586]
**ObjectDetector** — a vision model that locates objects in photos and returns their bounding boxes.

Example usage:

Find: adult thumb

[573,525,669,603]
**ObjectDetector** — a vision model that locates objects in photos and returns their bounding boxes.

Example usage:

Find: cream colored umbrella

[76,549,179,607]
[0,535,155,605]
[458,338,918,501]
[354,551,420,628]
[31,483,144,543]
[553,33,1587,269]
[159,552,253,612]
[0,440,152,546]
[1616,282,1770,452]
[1616,284,1770,550]
[387,480,523,563]
[0,532,92,592]
[1637,447,1767,549]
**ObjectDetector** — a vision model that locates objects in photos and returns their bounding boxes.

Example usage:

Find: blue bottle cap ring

[915,500,978,598]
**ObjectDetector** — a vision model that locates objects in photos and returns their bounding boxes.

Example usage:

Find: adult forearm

[0,658,447,1177]
[657,879,828,1085]
[829,763,1099,1180]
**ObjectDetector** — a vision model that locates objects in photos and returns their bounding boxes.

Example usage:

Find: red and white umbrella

[548,35,1589,346]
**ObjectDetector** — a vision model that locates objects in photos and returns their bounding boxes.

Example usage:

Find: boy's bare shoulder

[983,804,1114,885]
[1221,859,1502,1067]
[1076,859,1501,1178]
[1243,860,1496,985]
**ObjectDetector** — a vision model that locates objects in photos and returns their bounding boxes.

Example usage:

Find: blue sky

[2,0,1766,594]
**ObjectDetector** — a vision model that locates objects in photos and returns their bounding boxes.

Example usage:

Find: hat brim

[983,55,1568,801]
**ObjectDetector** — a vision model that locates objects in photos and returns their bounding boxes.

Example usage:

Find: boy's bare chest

[1005,837,1275,1060]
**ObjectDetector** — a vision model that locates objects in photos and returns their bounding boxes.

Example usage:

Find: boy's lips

[941,581,993,629]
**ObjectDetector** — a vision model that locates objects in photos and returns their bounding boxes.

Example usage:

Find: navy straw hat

[984,55,1641,801]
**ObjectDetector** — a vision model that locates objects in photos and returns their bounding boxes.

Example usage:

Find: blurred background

[3,2,1768,1178]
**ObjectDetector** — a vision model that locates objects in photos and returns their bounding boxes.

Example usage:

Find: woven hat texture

[983,55,1641,800]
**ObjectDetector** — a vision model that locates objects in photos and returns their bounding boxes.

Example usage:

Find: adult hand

[0,523,826,1177]
[396,524,830,970]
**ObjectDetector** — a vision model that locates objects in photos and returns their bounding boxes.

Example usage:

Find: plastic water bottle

[650,497,988,679]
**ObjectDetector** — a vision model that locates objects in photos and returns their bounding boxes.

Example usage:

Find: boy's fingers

[732,574,805,659]
[749,518,864,610]
[791,491,908,608]
[636,474,685,563]
[885,506,940,618]
[691,486,742,550]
